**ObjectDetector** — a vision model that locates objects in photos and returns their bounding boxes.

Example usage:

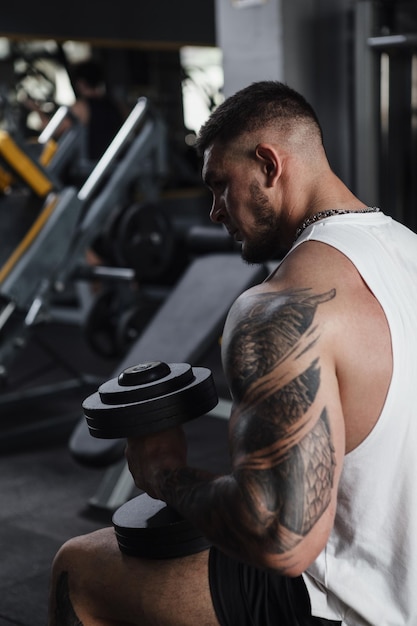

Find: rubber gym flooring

[0,319,230,625]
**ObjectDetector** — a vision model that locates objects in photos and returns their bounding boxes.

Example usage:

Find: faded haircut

[195,81,323,156]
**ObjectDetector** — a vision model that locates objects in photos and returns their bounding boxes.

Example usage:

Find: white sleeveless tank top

[290,212,417,625]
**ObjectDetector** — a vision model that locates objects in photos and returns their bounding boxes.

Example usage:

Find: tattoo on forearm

[54,572,83,626]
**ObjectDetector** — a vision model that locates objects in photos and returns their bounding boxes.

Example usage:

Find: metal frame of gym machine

[0,97,167,422]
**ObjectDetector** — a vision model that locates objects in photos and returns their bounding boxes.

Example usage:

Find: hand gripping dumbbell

[82,361,218,559]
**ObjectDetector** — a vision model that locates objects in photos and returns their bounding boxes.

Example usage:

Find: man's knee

[52,536,78,574]
[52,534,86,578]
[53,528,116,581]
[50,529,217,626]
[50,529,116,626]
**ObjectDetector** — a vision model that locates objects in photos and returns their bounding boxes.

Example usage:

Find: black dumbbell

[82,361,218,559]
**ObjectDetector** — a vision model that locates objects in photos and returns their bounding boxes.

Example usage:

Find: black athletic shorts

[208,547,342,626]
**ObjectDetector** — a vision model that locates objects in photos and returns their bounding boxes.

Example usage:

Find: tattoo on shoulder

[227,288,337,552]
[226,288,335,399]
[54,572,83,626]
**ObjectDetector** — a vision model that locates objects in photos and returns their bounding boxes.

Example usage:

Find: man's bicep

[223,286,344,567]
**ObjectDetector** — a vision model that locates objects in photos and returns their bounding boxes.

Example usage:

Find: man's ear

[255,143,282,187]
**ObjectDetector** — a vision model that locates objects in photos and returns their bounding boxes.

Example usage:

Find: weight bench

[69,253,268,509]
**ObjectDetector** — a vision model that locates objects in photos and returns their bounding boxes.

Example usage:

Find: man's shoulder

[268,239,362,293]
[227,241,361,334]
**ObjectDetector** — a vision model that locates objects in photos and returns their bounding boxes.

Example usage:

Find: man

[69,60,125,162]
[24,59,125,163]
[48,81,417,625]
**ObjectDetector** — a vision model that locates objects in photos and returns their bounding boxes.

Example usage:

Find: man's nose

[210,200,225,224]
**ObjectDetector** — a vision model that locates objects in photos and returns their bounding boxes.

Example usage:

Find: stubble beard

[240,181,288,264]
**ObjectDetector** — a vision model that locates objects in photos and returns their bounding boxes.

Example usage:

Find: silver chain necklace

[294,206,381,242]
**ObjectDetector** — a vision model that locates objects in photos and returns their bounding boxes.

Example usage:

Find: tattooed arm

[126,284,345,575]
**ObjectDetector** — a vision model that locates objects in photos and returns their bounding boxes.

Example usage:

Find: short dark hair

[195,80,323,155]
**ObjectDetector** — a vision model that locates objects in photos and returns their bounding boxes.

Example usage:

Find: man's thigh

[52,526,220,626]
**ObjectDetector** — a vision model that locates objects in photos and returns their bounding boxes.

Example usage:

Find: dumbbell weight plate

[82,363,218,439]
[113,493,211,559]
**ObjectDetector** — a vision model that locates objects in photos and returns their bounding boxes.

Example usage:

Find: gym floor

[0,319,230,625]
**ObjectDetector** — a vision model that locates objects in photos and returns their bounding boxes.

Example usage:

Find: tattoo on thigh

[55,572,83,626]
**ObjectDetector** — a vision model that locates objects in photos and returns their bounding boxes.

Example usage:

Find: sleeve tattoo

[227,288,337,553]
[161,288,338,560]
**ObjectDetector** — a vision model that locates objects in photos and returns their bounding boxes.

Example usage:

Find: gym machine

[0,97,167,438]
[0,104,86,195]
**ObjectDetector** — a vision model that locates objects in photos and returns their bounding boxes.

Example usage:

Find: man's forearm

[157,464,307,573]
[159,466,262,561]
[157,406,335,572]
